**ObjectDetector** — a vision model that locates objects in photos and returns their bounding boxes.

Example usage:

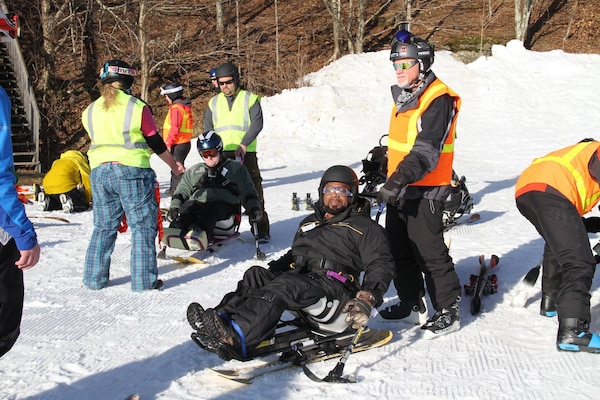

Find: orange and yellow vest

[515,142,600,215]
[162,103,194,145]
[387,78,461,186]
[209,90,259,152]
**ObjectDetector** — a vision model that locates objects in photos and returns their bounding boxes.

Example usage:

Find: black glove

[583,217,600,233]
[343,290,376,329]
[377,172,408,207]
[249,207,263,223]
[167,207,180,223]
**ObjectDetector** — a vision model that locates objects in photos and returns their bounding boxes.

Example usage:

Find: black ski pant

[516,191,594,321]
[47,188,89,212]
[223,151,270,237]
[171,200,239,235]
[215,266,348,348]
[0,239,24,358]
[169,142,191,193]
[385,198,460,310]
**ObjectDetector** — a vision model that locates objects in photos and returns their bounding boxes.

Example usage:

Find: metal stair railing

[4,37,40,172]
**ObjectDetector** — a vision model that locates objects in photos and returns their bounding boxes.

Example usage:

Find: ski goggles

[322,186,353,197]
[393,59,419,70]
[200,148,219,158]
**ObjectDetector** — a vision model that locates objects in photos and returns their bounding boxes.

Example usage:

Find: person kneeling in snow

[186,165,395,360]
[36,150,92,213]
[166,131,263,239]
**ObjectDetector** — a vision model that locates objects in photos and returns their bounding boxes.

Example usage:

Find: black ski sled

[358,134,388,201]
[190,292,391,364]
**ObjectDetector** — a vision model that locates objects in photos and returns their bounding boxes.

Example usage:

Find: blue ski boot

[557,318,600,353]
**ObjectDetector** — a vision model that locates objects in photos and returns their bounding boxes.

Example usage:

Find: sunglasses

[322,186,353,197]
[200,148,219,158]
[218,79,234,86]
[393,60,418,70]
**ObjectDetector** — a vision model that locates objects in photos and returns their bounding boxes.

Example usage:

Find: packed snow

[2,40,600,399]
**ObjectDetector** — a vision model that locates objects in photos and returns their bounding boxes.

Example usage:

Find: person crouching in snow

[186,165,395,361]
[515,138,600,353]
[166,130,263,240]
[36,150,92,213]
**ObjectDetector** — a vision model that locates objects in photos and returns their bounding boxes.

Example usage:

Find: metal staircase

[0,37,40,173]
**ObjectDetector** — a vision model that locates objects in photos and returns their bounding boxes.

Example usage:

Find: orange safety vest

[162,103,194,145]
[515,142,600,215]
[387,78,461,186]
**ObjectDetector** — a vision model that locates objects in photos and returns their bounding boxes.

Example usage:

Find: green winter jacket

[170,158,261,212]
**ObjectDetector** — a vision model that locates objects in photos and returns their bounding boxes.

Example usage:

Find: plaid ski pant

[83,163,159,292]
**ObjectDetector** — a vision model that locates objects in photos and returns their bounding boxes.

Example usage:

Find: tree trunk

[515,0,536,42]
[216,0,224,44]
[275,0,279,70]
[139,0,149,101]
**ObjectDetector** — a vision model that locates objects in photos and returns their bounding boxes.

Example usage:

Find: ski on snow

[464,254,500,315]
[207,328,392,384]
[443,213,480,232]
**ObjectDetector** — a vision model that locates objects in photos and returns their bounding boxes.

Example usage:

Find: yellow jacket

[42,150,92,203]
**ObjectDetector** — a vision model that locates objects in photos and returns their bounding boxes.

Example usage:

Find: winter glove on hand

[377,171,408,207]
[583,217,600,233]
[249,207,263,223]
[167,207,180,223]
[344,290,376,329]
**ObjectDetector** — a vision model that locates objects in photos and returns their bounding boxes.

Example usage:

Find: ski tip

[490,254,500,267]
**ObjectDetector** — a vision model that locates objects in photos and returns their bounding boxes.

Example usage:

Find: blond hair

[100,81,126,110]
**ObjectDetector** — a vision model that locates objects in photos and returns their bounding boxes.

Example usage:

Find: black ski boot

[379,297,427,325]
[187,302,205,331]
[557,318,600,353]
[540,293,557,317]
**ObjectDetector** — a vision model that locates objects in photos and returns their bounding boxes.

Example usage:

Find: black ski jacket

[270,199,395,306]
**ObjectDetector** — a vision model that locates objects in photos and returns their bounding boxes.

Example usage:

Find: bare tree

[38,0,78,92]
[216,0,224,44]
[323,0,393,61]
[515,0,537,41]
[274,0,279,70]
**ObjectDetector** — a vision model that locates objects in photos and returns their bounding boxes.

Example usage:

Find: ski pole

[252,221,266,260]
[375,201,386,224]
[522,256,543,287]
[303,325,365,383]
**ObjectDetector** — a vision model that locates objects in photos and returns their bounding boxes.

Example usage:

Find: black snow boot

[540,293,557,317]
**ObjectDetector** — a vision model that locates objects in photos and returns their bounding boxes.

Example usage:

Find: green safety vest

[82,90,151,169]
[209,89,259,152]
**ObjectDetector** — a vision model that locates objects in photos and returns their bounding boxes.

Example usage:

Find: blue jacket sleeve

[0,86,38,250]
